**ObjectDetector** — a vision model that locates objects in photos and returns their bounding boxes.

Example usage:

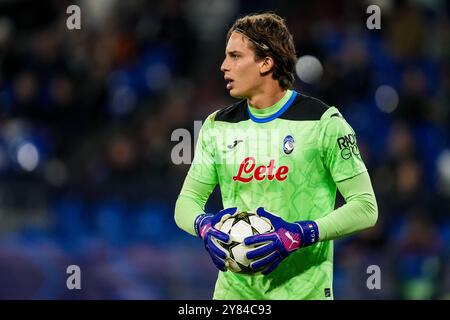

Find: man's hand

[194,207,238,271]
[244,207,319,275]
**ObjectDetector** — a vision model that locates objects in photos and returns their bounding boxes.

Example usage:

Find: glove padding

[195,207,238,271]
[244,207,319,275]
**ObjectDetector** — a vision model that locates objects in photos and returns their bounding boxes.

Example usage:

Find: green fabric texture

[316,171,378,241]
[174,93,377,299]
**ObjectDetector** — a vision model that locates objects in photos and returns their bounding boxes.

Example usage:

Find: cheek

[237,60,260,80]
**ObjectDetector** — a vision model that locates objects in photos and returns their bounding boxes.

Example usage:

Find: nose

[221,57,229,73]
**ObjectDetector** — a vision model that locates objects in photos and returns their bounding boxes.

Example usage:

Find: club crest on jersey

[283,135,295,155]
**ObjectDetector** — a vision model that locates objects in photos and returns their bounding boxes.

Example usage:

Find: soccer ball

[213,211,274,274]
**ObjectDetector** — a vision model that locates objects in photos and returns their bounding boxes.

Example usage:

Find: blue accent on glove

[244,207,319,275]
[194,207,238,272]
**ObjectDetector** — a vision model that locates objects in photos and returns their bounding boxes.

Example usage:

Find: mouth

[224,76,234,90]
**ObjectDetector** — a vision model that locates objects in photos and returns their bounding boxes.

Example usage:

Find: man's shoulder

[213,99,249,123]
[207,93,337,123]
[280,93,332,121]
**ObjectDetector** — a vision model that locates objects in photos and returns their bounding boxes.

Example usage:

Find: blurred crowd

[0,0,449,299]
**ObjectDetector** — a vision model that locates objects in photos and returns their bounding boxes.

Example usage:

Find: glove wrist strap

[194,213,213,238]
[295,221,319,247]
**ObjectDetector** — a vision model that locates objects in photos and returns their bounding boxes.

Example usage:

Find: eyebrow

[225,50,242,55]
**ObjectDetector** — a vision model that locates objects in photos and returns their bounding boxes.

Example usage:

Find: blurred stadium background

[0,0,449,299]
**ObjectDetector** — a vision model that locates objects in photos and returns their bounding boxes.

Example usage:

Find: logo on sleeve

[337,134,360,160]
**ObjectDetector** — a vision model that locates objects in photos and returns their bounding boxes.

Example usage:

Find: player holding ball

[175,12,378,300]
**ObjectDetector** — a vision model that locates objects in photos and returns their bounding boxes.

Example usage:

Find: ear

[260,56,274,74]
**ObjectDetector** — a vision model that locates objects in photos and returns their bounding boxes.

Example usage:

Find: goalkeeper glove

[194,207,238,271]
[244,207,319,275]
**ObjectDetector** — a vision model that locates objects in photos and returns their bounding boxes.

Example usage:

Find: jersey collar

[247,90,297,123]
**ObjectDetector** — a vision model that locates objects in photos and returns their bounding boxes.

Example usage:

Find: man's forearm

[315,171,378,241]
[174,174,216,236]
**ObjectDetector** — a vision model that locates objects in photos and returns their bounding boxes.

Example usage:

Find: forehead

[226,31,253,53]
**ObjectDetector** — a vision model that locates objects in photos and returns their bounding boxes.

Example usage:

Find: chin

[229,88,245,99]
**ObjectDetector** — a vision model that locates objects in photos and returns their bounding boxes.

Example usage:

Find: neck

[247,84,287,109]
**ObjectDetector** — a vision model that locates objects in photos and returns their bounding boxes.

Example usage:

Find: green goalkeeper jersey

[187,89,367,300]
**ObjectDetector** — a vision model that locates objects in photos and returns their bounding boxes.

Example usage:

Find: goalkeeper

[174,12,378,300]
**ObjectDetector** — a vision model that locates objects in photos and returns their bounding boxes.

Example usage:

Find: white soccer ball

[213,211,274,274]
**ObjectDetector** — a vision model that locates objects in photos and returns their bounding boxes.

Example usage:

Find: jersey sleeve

[315,171,378,241]
[175,174,217,236]
[319,107,367,182]
[187,111,219,185]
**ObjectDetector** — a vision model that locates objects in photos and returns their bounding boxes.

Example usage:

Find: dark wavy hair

[226,12,297,90]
